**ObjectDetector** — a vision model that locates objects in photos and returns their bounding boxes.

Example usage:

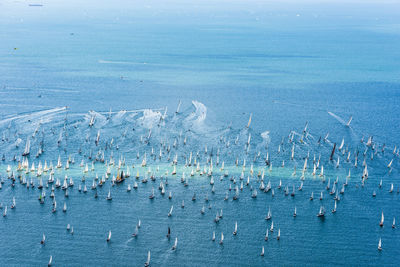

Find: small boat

[317,206,325,217]
[181,200,185,208]
[201,205,205,214]
[11,197,16,209]
[277,228,280,240]
[149,188,155,199]
[106,189,112,200]
[63,202,67,212]
[293,206,297,217]
[132,226,139,237]
[52,201,57,213]
[378,238,382,251]
[233,221,238,235]
[332,201,337,213]
[107,230,112,242]
[310,192,314,200]
[219,232,224,244]
[265,207,272,220]
[168,205,173,217]
[261,246,264,256]
[48,255,52,266]
[67,224,70,230]
[380,212,384,227]
[71,227,74,235]
[166,227,171,238]
[372,191,376,197]
[172,237,178,250]
[392,217,396,228]
[212,231,215,241]
[265,229,268,241]
[270,221,274,232]
[319,192,323,200]
[145,251,151,267]
[389,183,394,193]
[127,184,131,192]
[41,233,46,244]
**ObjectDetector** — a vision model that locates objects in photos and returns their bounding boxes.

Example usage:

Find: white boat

[332,201,337,213]
[270,221,274,232]
[106,189,112,200]
[277,228,280,240]
[145,251,151,267]
[389,183,394,193]
[3,206,7,217]
[107,230,112,242]
[261,246,264,256]
[63,202,67,212]
[265,207,272,220]
[212,231,215,241]
[219,232,224,244]
[11,197,16,209]
[41,233,46,244]
[168,205,173,217]
[293,206,297,217]
[317,206,325,217]
[378,238,382,251]
[48,255,52,266]
[380,212,384,227]
[233,221,238,235]
[265,230,268,240]
[172,237,178,250]
[393,217,396,228]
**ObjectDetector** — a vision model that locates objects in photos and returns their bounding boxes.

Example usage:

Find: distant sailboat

[378,238,382,251]
[380,212,384,227]
[233,222,238,235]
[145,251,151,267]
[48,255,52,266]
[107,230,112,242]
[41,233,46,244]
[172,237,178,250]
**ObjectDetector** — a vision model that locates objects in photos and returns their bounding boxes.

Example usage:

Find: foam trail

[0,107,67,126]
[327,111,346,125]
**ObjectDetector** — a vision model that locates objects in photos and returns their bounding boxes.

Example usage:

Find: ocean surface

[0,0,400,266]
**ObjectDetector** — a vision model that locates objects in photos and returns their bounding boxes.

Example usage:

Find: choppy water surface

[1,0,400,266]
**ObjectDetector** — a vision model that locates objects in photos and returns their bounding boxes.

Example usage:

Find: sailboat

[106,189,112,200]
[310,192,314,200]
[149,188,155,199]
[48,255,52,266]
[168,205,173,217]
[11,197,16,209]
[389,183,394,193]
[219,232,224,244]
[22,138,30,156]
[378,238,382,251]
[392,217,396,228]
[261,246,264,256]
[172,237,178,250]
[380,212,384,227]
[63,202,67,212]
[107,230,112,242]
[265,207,272,220]
[270,221,274,232]
[277,228,280,240]
[145,251,151,267]
[41,233,46,244]
[265,230,268,241]
[166,227,171,238]
[317,206,325,217]
[132,226,139,237]
[332,201,337,213]
[293,206,297,217]
[3,206,6,217]
[233,222,238,235]
[212,231,216,241]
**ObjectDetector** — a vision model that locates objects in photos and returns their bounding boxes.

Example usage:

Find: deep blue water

[0,0,400,266]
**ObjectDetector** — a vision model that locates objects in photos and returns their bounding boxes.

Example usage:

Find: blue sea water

[0,0,400,266]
